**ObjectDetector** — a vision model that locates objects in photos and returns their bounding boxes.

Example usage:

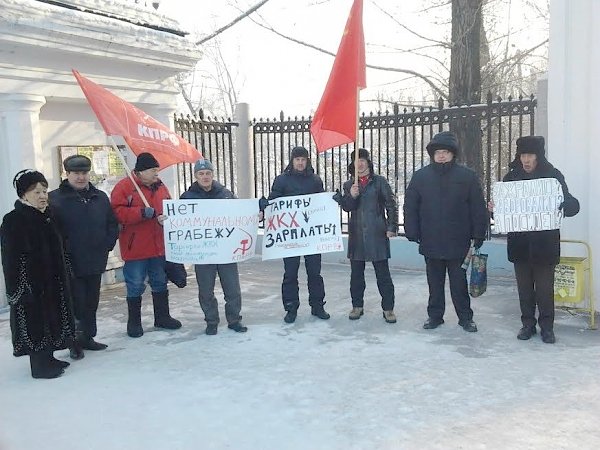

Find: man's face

[66,170,90,190]
[433,149,454,163]
[357,158,370,175]
[520,153,538,173]
[137,167,160,186]
[195,169,214,191]
[292,157,307,172]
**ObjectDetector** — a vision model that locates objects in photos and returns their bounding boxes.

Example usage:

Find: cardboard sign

[492,178,563,233]
[163,199,259,264]
[262,192,344,260]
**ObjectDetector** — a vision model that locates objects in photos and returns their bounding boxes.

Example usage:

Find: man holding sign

[494,136,579,344]
[268,146,329,324]
[180,160,248,335]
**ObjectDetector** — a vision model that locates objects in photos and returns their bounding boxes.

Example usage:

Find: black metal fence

[174,93,536,230]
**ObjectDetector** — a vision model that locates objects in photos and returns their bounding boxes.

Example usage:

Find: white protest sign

[163,199,259,264]
[492,178,563,233]
[262,192,343,260]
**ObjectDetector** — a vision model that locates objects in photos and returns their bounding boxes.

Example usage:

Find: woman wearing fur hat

[1,170,77,378]
[339,148,399,323]
[404,131,488,333]
[497,136,579,344]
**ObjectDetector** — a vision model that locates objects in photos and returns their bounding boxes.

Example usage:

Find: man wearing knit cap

[180,159,248,335]
[110,152,182,338]
[404,131,488,333]
[493,136,579,344]
[49,154,119,356]
[268,146,329,323]
[339,148,398,323]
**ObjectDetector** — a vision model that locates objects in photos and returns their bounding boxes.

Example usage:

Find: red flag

[72,70,201,168]
[310,0,366,153]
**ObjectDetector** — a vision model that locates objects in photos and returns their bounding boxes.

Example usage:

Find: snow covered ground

[1,259,599,450]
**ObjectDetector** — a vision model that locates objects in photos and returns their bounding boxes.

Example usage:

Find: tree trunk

[449,0,483,178]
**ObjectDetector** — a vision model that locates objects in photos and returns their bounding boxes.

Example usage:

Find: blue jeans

[123,257,168,297]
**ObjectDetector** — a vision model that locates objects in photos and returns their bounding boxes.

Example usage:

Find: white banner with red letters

[163,199,259,264]
[262,192,344,260]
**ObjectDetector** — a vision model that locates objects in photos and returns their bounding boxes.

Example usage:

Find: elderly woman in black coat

[1,170,76,379]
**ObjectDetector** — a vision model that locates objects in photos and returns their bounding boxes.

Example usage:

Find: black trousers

[425,257,473,323]
[70,274,103,337]
[350,259,395,311]
[513,262,556,331]
[282,254,325,311]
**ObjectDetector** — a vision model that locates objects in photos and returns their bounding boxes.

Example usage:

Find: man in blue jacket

[268,146,329,323]
[404,131,488,333]
[181,159,248,335]
[49,154,119,353]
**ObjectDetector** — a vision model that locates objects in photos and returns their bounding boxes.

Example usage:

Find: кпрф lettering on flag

[72,69,201,168]
[310,0,366,153]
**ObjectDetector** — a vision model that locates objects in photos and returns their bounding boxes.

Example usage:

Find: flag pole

[108,135,150,208]
[354,87,360,181]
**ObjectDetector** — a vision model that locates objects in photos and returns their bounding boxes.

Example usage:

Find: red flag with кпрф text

[310,0,366,153]
[73,69,201,168]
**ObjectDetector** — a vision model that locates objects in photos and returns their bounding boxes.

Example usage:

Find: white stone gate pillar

[234,103,254,199]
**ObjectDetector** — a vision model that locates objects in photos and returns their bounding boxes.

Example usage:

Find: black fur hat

[13,170,48,198]
[516,136,545,158]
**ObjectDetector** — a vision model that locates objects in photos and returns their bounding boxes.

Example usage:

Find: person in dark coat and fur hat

[339,148,399,324]
[1,170,77,379]
[493,135,579,344]
[268,146,330,323]
[49,155,119,355]
[404,131,488,333]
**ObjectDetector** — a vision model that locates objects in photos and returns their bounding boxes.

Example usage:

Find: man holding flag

[111,153,182,338]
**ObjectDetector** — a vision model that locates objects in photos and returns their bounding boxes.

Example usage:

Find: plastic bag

[165,261,187,288]
[469,249,488,297]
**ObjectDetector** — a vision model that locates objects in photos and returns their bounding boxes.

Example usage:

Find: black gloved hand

[407,236,420,244]
[141,207,155,219]
[258,196,270,212]
[473,238,484,249]
[332,189,342,204]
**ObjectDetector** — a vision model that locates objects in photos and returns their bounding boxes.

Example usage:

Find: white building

[0,0,201,307]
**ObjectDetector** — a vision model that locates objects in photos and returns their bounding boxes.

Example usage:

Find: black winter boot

[69,331,85,360]
[127,296,144,338]
[152,291,182,330]
[80,335,108,351]
[311,303,331,320]
[48,353,70,369]
[30,351,64,379]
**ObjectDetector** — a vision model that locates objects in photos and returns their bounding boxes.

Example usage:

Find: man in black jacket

[180,159,248,335]
[404,131,488,332]
[49,155,119,353]
[268,146,329,323]
[498,136,579,344]
[339,149,398,323]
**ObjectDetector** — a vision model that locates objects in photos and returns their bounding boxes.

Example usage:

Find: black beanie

[290,146,309,159]
[63,155,92,172]
[426,131,460,157]
[134,152,160,172]
[13,170,48,198]
[516,136,545,158]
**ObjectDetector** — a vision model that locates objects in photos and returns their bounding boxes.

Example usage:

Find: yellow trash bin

[554,256,586,304]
